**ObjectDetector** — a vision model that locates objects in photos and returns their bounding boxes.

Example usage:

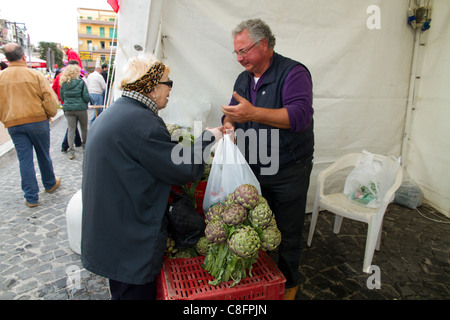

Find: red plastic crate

[156,250,285,300]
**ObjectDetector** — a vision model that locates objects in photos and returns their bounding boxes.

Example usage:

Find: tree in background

[38,42,64,70]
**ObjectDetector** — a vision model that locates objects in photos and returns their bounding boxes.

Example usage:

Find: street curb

[0,109,64,167]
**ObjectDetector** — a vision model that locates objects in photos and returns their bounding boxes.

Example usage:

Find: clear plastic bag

[344,151,400,208]
[202,134,261,212]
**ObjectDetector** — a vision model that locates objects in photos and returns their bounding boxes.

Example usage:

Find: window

[101,55,106,62]
[109,28,117,39]
[100,27,105,38]
[86,26,91,34]
[100,41,105,49]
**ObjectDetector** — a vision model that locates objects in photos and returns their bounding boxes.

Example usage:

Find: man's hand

[221,91,256,123]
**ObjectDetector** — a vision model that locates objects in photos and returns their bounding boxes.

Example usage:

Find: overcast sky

[1,0,114,49]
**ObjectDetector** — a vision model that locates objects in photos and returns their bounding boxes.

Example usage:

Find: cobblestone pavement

[0,112,449,300]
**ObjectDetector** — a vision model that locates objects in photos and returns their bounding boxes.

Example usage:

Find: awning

[1,55,47,69]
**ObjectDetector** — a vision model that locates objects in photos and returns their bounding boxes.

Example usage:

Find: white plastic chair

[307,153,403,273]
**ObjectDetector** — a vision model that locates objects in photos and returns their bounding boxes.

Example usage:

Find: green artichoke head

[227,226,261,259]
[205,203,224,224]
[205,220,227,244]
[222,203,247,226]
[248,203,273,228]
[260,226,282,251]
[195,236,211,256]
[233,184,259,210]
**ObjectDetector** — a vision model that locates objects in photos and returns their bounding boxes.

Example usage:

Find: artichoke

[256,195,268,206]
[165,236,176,256]
[248,203,273,228]
[260,226,282,251]
[228,226,261,259]
[195,236,210,256]
[166,123,182,136]
[234,184,259,210]
[205,203,224,224]
[173,247,198,259]
[223,192,237,206]
[205,220,227,244]
[222,203,247,226]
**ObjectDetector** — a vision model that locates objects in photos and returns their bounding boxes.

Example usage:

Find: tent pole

[401,28,421,168]
[104,14,118,108]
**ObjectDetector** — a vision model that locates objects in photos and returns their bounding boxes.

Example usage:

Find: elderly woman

[81,55,222,300]
[59,64,90,159]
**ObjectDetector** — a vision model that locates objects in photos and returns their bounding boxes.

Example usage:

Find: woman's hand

[206,126,224,142]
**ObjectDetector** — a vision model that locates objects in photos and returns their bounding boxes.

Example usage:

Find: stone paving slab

[0,111,449,300]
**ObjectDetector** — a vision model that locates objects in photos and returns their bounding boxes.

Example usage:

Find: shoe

[68,149,75,160]
[61,148,68,153]
[46,176,61,193]
[25,200,39,208]
[284,285,298,300]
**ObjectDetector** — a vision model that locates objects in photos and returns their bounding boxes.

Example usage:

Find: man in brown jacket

[0,43,61,207]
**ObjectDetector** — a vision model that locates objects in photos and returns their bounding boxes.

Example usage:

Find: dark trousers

[61,127,81,151]
[109,279,157,300]
[257,155,313,288]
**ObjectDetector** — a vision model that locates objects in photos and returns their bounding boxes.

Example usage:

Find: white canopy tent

[111,0,450,217]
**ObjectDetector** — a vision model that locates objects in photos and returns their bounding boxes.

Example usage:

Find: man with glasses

[222,19,314,300]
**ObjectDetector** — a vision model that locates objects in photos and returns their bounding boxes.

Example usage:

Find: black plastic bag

[166,190,205,249]
[394,178,423,209]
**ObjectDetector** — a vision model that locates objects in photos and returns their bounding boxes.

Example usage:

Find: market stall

[1,55,47,69]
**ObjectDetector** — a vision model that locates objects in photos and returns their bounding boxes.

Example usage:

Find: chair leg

[307,204,320,247]
[333,215,344,234]
[363,218,383,273]
[375,221,383,251]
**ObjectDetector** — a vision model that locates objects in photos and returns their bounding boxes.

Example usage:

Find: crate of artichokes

[201,183,281,287]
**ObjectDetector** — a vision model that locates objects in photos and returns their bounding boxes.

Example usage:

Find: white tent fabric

[113,0,449,216]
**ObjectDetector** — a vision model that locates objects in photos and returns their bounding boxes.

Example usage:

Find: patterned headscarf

[122,61,166,94]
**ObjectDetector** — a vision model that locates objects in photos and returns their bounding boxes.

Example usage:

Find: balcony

[78,19,115,26]
[78,33,117,40]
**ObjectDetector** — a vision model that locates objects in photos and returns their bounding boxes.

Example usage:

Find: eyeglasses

[233,41,259,57]
[159,80,173,88]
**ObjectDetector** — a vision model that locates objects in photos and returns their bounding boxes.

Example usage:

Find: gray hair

[4,43,25,62]
[232,19,276,50]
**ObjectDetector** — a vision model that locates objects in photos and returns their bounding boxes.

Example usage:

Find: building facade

[77,8,117,71]
[0,19,29,48]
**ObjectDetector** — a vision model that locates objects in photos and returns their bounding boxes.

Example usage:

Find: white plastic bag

[344,151,400,208]
[202,134,261,212]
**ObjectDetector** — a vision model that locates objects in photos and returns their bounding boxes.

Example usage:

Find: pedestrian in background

[53,60,83,152]
[87,65,106,124]
[60,64,90,160]
[63,46,83,69]
[0,43,61,207]
[101,63,108,82]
